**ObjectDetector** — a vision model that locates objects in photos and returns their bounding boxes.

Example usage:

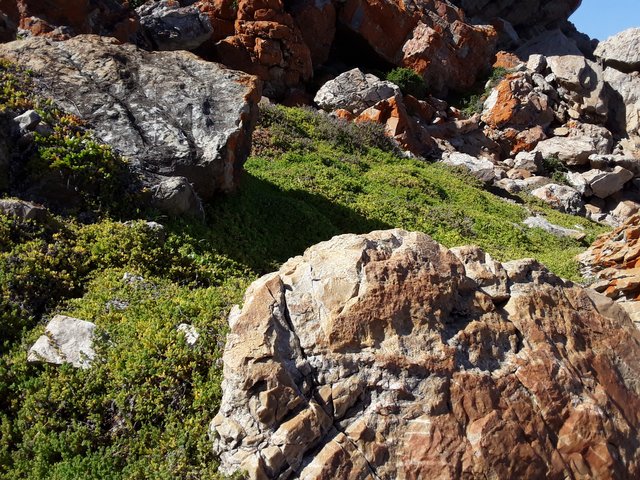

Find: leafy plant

[386,67,427,99]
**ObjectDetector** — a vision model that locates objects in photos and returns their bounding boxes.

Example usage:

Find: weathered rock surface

[0,35,262,204]
[441,151,497,183]
[579,214,640,326]
[530,183,584,215]
[28,315,96,369]
[213,229,640,479]
[198,0,312,96]
[339,0,497,95]
[581,166,634,199]
[450,0,581,40]
[0,0,139,42]
[594,27,640,73]
[603,67,640,141]
[533,136,598,166]
[0,199,54,224]
[314,69,400,115]
[137,0,213,51]
[523,215,586,240]
[481,72,554,130]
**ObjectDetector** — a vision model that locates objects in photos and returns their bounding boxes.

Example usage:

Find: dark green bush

[385,67,427,99]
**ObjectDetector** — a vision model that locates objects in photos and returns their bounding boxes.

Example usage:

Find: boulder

[517,30,608,118]
[0,0,139,42]
[137,0,213,51]
[0,199,53,224]
[603,67,640,141]
[533,136,598,166]
[523,215,585,240]
[0,35,262,205]
[148,175,204,218]
[481,72,554,130]
[512,150,543,173]
[314,69,400,115]
[530,183,584,215]
[594,27,640,73]
[581,167,634,199]
[441,152,497,183]
[27,315,96,369]
[12,109,40,131]
[213,229,640,479]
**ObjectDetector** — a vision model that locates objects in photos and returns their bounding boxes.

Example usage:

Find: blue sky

[570,0,640,40]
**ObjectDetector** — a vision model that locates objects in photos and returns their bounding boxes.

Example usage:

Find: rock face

[0,35,262,207]
[212,229,640,479]
[137,0,213,51]
[0,0,139,42]
[450,0,581,40]
[198,0,313,97]
[339,0,497,95]
[595,27,640,73]
[28,315,96,369]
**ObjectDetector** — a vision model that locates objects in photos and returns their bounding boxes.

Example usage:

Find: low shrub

[385,67,428,99]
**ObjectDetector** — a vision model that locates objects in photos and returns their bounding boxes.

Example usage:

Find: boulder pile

[213,229,640,479]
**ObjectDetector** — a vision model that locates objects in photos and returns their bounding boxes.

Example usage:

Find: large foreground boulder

[0,35,262,207]
[212,229,640,479]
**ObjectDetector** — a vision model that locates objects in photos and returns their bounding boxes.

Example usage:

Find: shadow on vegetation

[168,173,391,275]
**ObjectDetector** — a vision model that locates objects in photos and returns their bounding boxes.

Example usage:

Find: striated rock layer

[213,229,640,479]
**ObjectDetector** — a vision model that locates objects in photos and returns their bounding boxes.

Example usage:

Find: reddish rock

[197,0,312,95]
[493,51,521,69]
[289,0,336,67]
[213,229,640,479]
[0,0,139,42]
[339,0,497,95]
[580,214,640,326]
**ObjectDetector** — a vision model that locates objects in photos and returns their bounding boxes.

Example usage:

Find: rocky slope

[213,229,640,479]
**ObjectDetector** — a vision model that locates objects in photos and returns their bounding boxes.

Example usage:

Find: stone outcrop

[213,229,640,479]
[594,27,640,73]
[530,183,584,215]
[579,214,640,327]
[28,315,96,369]
[0,0,139,43]
[0,35,262,212]
[339,0,497,96]
[137,0,213,51]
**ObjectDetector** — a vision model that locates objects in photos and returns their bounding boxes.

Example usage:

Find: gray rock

[523,216,586,240]
[13,110,40,131]
[27,315,96,369]
[148,175,203,218]
[533,137,598,166]
[137,0,213,51]
[603,67,640,141]
[589,154,640,176]
[526,54,547,74]
[513,151,543,173]
[581,167,634,199]
[0,35,262,206]
[530,183,584,215]
[594,28,640,73]
[0,199,53,224]
[564,171,592,196]
[314,68,401,115]
[441,152,497,183]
